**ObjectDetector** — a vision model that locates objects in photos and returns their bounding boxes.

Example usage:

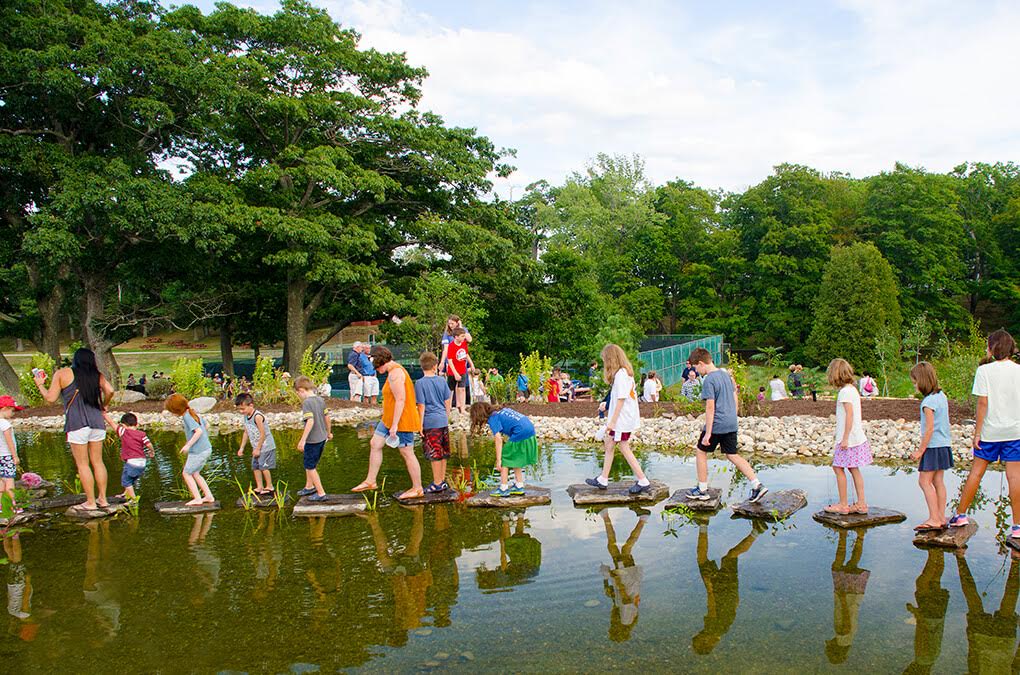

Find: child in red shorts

[415,352,453,493]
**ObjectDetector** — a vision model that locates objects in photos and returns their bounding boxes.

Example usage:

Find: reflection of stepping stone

[813,507,907,529]
[465,486,551,508]
[392,490,460,506]
[154,501,221,515]
[30,494,127,512]
[236,492,292,509]
[664,488,722,512]
[914,522,979,549]
[731,489,807,521]
[65,502,131,520]
[566,480,670,506]
[292,494,366,517]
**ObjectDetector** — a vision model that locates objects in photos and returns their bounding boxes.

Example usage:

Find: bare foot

[185,498,204,507]
[202,497,216,504]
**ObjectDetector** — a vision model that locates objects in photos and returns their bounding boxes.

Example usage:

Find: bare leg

[956,457,990,514]
[397,445,423,496]
[832,466,849,506]
[617,440,648,482]
[262,470,273,490]
[513,467,524,486]
[87,440,108,506]
[499,466,509,487]
[253,471,265,492]
[695,449,709,484]
[727,453,758,482]
[1006,462,1020,526]
[194,473,214,501]
[456,387,466,412]
[182,471,203,504]
[918,472,940,526]
[849,467,867,510]
[932,471,947,524]
[70,443,98,509]
[307,468,325,496]
[599,437,616,481]
[123,485,136,500]
[364,434,385,485]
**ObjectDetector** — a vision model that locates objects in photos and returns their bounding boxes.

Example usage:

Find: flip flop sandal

[914,524,945,532]
[823,505,850,514]
[351,482,378,493]
[399,489,425,500]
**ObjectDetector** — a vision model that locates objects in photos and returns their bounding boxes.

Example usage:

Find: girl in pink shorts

[824,358,872,515]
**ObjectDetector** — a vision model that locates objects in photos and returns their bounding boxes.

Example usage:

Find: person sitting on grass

[101,411,155,502]
[234,393,277,497]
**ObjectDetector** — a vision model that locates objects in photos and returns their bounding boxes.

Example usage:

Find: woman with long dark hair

[34,348,114,512]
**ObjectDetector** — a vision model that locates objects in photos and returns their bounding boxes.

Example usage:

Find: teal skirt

[502,436,538,468]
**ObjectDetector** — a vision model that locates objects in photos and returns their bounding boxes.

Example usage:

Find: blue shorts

[374,422,415,448]
[974,439,1020,463]
[303,440,326,470]
[121,462,146,488]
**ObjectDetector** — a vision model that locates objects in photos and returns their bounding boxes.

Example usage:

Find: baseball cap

[0,395,25,411]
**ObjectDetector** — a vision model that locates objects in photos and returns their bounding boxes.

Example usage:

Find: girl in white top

[824,358,872,515]
[768,375,788,401]
[642,371,661,403]
[950,329,1020,535]
[586,344,652,495]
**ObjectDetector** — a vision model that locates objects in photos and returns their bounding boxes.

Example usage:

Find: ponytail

[164,393,201,422]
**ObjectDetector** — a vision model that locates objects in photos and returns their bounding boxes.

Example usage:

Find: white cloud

[242,0,1020,194]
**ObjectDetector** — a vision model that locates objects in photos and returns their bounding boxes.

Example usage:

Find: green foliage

[169,358,214,400]
[902,312,944,365]
[592,315,643,370]
[751,346,786,370]
[932,321,986,404]
[519,352,552,403]
[298,347,332,387]
[145,377,174,401]
[807,242,902,373]
[726,354,758,413]
[485,373,513,404]
[18,353,55,407]
[382,272,488,357]
[252,356,295,405]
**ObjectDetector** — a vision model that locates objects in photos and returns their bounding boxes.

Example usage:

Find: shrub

[18,353,57,407]
[169,358,214,399]
[145,378,174,400]
[486,373,513,404]
[252,356,296,405]
[519,351,552,403]
[299,347,332,387]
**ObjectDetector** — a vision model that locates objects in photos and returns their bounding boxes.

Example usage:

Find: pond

[2,424,1016,673]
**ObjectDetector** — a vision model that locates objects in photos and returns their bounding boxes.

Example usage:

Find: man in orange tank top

[351,346,424,500]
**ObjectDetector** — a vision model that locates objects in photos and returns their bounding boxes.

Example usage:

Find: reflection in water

[362,508,433,638]
[957,552,1020,673]
[826,529,870,664]
[5,534,37,643]
[476,513,542,593]
[905,549,949,674]
[600,508,648,642]
[82,520,120,639]
[189,513,220,602]
[247,511,282,602]
[694,519,765,654]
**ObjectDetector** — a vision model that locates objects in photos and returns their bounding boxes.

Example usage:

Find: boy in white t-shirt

[585,344,653,495]
[950,330,1020,537]
[0,396,25,512]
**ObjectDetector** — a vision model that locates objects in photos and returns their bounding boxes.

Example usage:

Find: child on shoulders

[909,362,953,531]
[823,359,871,515]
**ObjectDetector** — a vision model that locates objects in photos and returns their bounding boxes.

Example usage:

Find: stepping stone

[1004,536,1020,554]
[15,477,55,497]
[664,488,722,512]
[812,507,907,529]
[154,500,222,515]
[566,480,670,506]
[0,511,42,527]
[292,494,366,517]
[731,489,807,521]
[465,486,551,508]
[914,522,979,549]
[65,502,131,520]
[392,490,461,506]
[235,492,292,509]
[28,494,127,512]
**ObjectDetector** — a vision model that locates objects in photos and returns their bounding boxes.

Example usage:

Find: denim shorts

[974,439,1020,463]
[374,422,415,448]
[303,440,326,470]
[121,461,146,488]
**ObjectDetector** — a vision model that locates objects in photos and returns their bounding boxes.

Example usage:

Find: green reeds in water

[362,476,386,511]
[235,477,256,510]
[272,481,288,509]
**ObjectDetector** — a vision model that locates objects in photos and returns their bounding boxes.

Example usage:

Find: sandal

[851,503,869,515]
[914,523,946,532]
[70,502,100,514]
[398,488,425,501]
[823,504,851,514]
[351,481,378,493]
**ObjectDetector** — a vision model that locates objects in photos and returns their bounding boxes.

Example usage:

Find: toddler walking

[909,362,953,531]
[101,411,155,501]
[0,396,25,511]
[823,359,871,515]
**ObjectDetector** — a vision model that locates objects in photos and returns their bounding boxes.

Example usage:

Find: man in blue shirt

[358,343,379,405]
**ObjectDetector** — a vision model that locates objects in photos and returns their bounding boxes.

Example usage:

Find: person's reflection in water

[303,515,341,622]
[826,528,870,664]
[252,510,282,601]
[360,506,433,641]
[4,534,38,642]
[693,519,765,655]
[426,506,458,628]
[82,519,120,639]
[956,550,1020,673]
[476,512,542,592]
[189,512,220,601]
[904,548,949,674]
[600,507,648,642]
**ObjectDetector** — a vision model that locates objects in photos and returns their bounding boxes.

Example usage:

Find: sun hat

[0,395,25,411]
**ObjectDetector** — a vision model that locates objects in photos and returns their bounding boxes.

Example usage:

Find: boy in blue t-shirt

[687,348,768,504]
[414,352,453,494]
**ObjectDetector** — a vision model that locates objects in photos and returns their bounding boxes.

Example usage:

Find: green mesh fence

[639,335,723,387]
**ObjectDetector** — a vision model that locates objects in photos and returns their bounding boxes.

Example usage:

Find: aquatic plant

[661,503,698,537]
[362,476,386,511]
[272,481,289,509]
[236,477,255,510]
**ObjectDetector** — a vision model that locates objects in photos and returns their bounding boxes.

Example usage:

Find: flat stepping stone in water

[465,486,551,508]
[236,492,292,509]
[153,501,221,515]
[292,494,366,517]
[914,522,979,549]
[813,507,907,529]
[64,502,131,520]
[566,480,670,506]
[392,490,461,506]
[0,511,43,527]
[15,477,55,497]
[731,489,807,521]
[29,494,127,512]
[664,488,723,512]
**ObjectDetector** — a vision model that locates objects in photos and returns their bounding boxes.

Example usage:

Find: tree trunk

[252,343,260,362]
[28,265,65,363]
[285,275,326,375]
[0,353,19,396]
[82,277,122,387]
[220,318,235,377]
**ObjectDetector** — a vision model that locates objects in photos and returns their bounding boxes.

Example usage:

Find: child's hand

[236,448,244,457]
[179,447,188,455]
[972,436,982,451]
[910,449,923,462]
[13,455,19,467]
[327,432,333,441]
[297,441,305,452]
[838,440,849,451]
[253,449,260,458]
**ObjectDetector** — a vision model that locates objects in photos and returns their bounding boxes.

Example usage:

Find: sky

[178,0,1020,197]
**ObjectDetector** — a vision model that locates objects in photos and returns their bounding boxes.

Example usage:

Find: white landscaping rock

[189,397,217,414]
[111,389,147,404]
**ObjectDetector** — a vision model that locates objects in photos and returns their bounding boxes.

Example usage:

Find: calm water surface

[2,424,1016,673]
